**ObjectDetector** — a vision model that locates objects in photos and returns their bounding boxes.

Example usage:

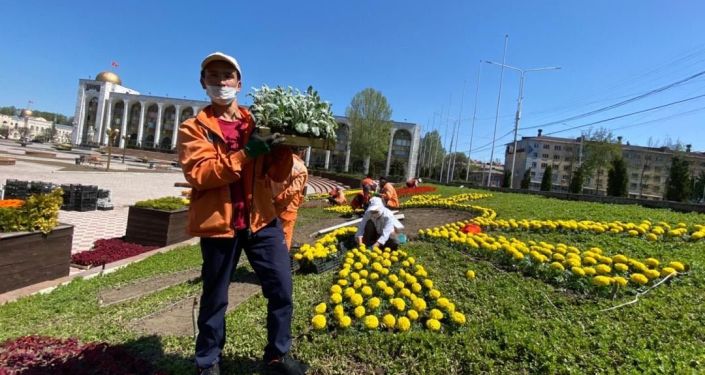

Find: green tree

[419,130,446,179]
[0,106,18,116]
[347,88,392,175]
[540,165,553,191]
[691,170,705,202]
[665,155,691,201]
[520,169,531,189]
[502,170,511,188]
[569,166,585,194]
[445,152,468,182]
[582,128,621,194]
[607,157,628,197]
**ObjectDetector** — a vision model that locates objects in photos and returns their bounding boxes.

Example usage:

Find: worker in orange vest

[378,176,399,208]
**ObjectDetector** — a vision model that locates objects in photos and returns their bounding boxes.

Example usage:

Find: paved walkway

[0,142,186,253]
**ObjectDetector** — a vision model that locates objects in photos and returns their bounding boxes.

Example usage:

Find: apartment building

[505,131,705,200]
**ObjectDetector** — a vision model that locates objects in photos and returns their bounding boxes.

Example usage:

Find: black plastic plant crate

[97,189,110,198]
[29,181,54,194]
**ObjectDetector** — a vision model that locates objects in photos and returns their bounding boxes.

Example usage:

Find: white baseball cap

[201,52,242,79]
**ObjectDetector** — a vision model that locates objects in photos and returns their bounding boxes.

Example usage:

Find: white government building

[0,111,73,143]
[71,71,421,179]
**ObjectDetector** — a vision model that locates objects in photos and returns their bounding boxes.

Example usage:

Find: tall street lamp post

[105,128,120,171]
[484,61,560,189]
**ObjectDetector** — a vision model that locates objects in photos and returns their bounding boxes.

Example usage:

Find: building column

[385,129,396,176]
[119,100,129,148]
[154,103,164,148]
[406,126,420,180]
[102,99,113,145]
[94,93,108,144]
[137,101,146,146]
[172,104,181,149]
[344,127,351,172]
[305,146,312,167]
[73,84,86,145]
[324,150,331,170]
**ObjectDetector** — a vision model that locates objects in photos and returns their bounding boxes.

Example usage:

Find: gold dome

[96,71,122,85]
[20,109,32,117]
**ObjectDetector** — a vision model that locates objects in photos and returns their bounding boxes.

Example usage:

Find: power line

[544,93,705,136]
[523,69,705,131]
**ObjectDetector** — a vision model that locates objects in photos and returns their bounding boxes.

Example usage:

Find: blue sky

[1,0,704,161]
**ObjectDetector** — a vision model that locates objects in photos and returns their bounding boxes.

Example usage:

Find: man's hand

[356,236,363,246]
[245,133,286,158]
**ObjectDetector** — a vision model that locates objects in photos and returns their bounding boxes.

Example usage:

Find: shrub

[540,166,553,192]
[0,335,165,375]
[0,189,62,234]
[71,238,158,267]
[134,196,188,211]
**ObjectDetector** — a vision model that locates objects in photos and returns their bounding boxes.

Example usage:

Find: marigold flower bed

[70,239,158,267]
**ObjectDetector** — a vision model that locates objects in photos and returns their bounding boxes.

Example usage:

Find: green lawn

[1,186,704,374]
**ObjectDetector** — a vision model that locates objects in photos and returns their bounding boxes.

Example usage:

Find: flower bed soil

[98,269,201,307]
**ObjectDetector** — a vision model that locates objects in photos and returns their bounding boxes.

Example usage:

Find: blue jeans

[195,219,293,368]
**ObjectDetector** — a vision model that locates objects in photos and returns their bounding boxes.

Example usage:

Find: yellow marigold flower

[330,285,342,294]
[644,269,660,280]
[354,306,366,318]
[394,281,405,290]
[311,314,326,330]
[338,315,352,328]
[411,283,423,293]
[361,286,373,296]
[552,253,565,262]
[350,294,364,306]
[646,233,658,241]
[429,308,444,320]
[367,297,381,310]
[376,281,387,290]
[592,276,611,287]
[426,318,441,331]
[583,267,596,276]
[452,312,466,325]
[314,303,327,314]
[337,279,348,286]
[550,262,565,271]
[630,273,649,285]
[344,287,356,298]
[660,267,677,277]
[330,292,343,304]
[596,264,611,275]
[436,298,450,309]
[613,254,628,264]
[429,289,441,299]
[512,251,525,261]
[392,298,406,311]
[364,315,379,329]
[388,274,399,283]
[668,261,685,272]
[645,258,660,268]
[396,316,411,332]
[413,298,427,311]
[407,309,419,321]
[333,304,344,317]
[466,270,476,280]
[359,270,369,278]
[353,280,363,289]
[614,263,629,272]
[583,256,597,266]
[384,287,395,297]
[613,276,627,287]
[423,279,434,289]
[382,314,396,328]
[369,272,379,281]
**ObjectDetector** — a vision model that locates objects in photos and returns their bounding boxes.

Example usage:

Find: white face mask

[206,85,238,105]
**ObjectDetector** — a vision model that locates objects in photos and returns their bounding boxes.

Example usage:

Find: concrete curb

[0,237,200,305]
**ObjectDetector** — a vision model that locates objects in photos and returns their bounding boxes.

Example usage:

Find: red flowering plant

[70,238,158,267]
[0,335,166,375]
[396,186,437,198]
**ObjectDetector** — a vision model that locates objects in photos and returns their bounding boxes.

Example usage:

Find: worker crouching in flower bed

[355,197,405,250]
[327,186,347,206]
[378,176,399,209]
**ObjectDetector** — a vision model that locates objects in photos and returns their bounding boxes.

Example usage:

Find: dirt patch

[99,269,201,307]
[399,208,473,239]
[130,270,261,337]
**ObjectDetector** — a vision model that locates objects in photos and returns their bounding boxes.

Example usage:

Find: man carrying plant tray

[177,51,308,375]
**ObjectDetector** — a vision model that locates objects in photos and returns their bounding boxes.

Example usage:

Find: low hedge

[133,196,188,211]
[0,189,62,234]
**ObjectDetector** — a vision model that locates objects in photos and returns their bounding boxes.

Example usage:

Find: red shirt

[217,118,248,230]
